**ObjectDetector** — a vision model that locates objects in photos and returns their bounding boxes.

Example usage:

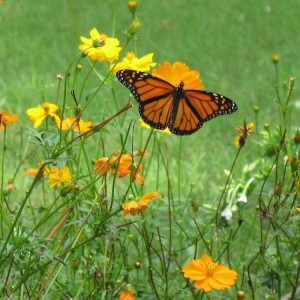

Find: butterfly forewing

[185,90,238,122]
[117,70,175,130]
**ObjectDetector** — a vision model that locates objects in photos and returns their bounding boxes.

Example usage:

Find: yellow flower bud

[237,290,245,299]
[127,19,141,39]
[272,55,279,63]
[135,261,141,268]
[128,194,134,200]
[5,184,14,192]
[128,1,137,12]
[253,105,259,112]
[76,64,83,71]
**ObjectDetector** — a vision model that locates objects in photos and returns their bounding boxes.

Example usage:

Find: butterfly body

[117,69,238,135]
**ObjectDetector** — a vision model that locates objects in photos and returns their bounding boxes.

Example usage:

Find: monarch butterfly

[116,69,238,135]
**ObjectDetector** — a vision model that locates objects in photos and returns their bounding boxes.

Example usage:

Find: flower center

[93,36,106,48]
[42,103,51,114]
[206,261,218,275]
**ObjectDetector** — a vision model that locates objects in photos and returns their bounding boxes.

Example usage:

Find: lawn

[0,0,299,299]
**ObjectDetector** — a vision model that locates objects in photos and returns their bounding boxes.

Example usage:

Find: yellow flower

[48,166,72,188]
[78,28,122,62]
[26,102,60,128]
[122,192,161,218]
[293,207,300,212]
[182,254,237,292]
[152,61,204,90]
[234,122,255,147]
[139,119,171,135]
[111,52,156,74]
[0,110,19,130]
[55,117,92,132]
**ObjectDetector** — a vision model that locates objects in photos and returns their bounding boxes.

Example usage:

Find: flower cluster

[122,191,161,218]
[93,150,146,184]
[26,102,92,132]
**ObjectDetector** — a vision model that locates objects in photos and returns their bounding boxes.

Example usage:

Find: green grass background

[1,0,299,197]
[1,0,300,194]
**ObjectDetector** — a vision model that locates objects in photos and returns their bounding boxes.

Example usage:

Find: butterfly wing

[168,90,238,135]
[117,69,175,130]
[117,69,238,136]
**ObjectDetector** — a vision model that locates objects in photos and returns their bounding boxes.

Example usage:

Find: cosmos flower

[79,28,122,62]
[182,254,237,292]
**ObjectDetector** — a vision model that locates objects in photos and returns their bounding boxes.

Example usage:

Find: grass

[0,0,300,299]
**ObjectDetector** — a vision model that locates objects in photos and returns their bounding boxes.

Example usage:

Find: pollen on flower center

[206,261,218,275]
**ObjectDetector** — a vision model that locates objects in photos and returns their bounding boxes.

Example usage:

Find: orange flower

[120,289,134,300]
[182,254,237,292]
[152,62,204,90]
[119,164,144,184]
[23,162,51,176]
[94,152,134,176]
[0,111,19,130]
[137,191,161,211]
[93,151,146,181]
[122,201,139,218]
[133,149,147,156]
[122,192,161,218]
[93,157,110,176]
[112,153,132,174]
